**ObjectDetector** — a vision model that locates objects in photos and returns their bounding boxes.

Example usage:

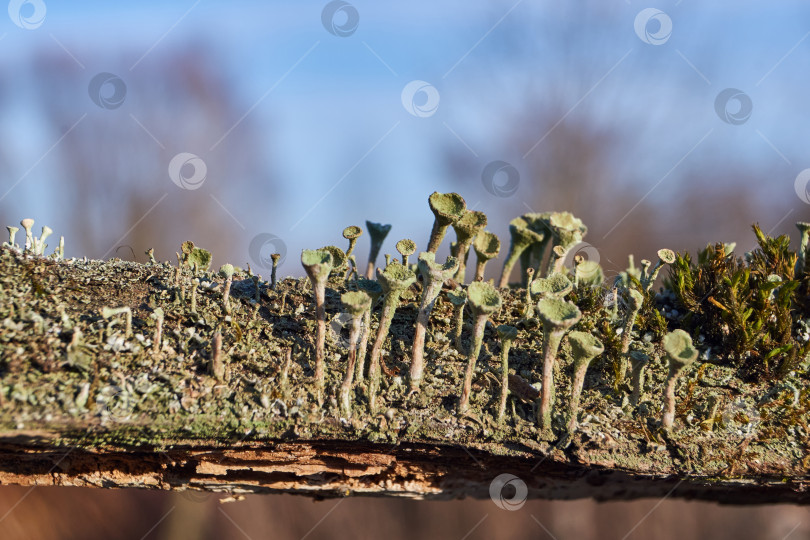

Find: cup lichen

[498,216,546,288]
[367,262,416,412]
[446,288,468,353]
[472,230,500,281]
[661,329,698,429]
[536,297,582,431]
[450,210,487,283]
[339,290,372,417]
[426,191,466,253]
[495,324,518,423]
[458,281,502,413]
[396,238,417,266]
[365,221,392,279]
[566,330,604,434]
[410,252,458,392]
[301,248,334,391]
[353,278,383,382]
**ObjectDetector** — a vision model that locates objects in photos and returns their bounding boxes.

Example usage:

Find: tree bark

[0,432,806,504]
[0,247,807,504]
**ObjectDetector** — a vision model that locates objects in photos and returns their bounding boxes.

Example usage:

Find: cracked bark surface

[0,434,807,504]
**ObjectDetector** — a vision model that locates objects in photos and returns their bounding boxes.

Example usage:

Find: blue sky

[1,1,809,269]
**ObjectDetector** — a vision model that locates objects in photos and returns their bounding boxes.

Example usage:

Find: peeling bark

[0,433,807,504]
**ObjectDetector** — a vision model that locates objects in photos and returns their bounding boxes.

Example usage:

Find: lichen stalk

[270,254,281,290]
[210,331,224,382]
[353,279,382,382]
[301,249,334,391]
[496,325,518,423]
[340,314,363,417]
[458,281,501,413]
[367,263,416,413]
[618,288,644,384]
[661,329,698,430]
[566,331,604,434]
[539,330,563,429]
[629,351,650,406]
[498,217,545,288]
[339,290,371,418]
[536,298,582,431]
[410,253,458,392]
[365,221,391,279]
[458,314,488,413]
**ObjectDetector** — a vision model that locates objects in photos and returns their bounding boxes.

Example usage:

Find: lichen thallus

[17,190,797,443]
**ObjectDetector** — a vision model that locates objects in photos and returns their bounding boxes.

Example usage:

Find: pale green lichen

[661,329,698,429]
[458,281,501,413]
[499,216,546,288]
[566,330,604,434]
[339,290,372,417]
[472,230,500,281]
[537,297,581,431]
[367,262,416,412]
[410,252,458,392]
[450,210,487,283]
[496,324,518,423]
[365,221,391,279]
[301,248,334,391]
[426,192,466,253]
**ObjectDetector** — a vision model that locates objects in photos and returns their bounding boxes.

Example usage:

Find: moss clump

[666,224,804,379]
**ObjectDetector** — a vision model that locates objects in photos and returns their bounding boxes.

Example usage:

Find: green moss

[666,225,805,379]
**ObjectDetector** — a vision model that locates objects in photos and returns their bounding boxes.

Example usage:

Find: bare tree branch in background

[25,43,274,265]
